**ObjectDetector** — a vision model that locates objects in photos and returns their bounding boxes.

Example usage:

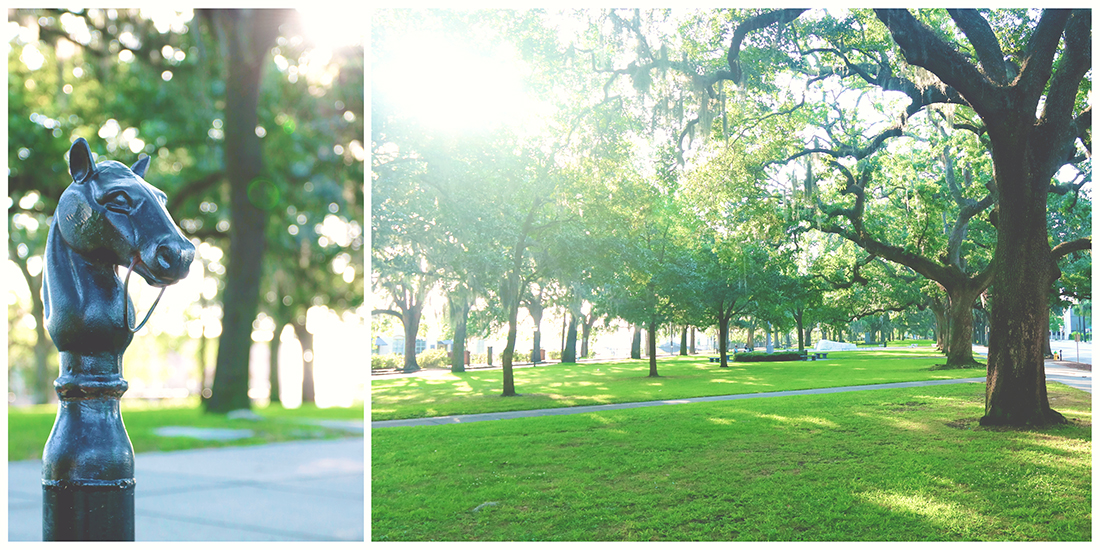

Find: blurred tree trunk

[293,320,315,404]
[205,9,290,413]
[198,332,210,401]
[8,244,53,404]
[268,320,285,405]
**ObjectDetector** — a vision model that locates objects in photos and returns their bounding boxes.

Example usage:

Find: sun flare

[372,29,543,134]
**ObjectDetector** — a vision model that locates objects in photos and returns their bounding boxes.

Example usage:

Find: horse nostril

[156,244,178,271]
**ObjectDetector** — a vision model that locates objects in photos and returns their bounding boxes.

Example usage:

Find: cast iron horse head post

[41,138,195,541]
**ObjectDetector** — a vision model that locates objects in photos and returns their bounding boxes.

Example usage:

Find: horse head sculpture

[41,137,195,540]
[43,137,195,358]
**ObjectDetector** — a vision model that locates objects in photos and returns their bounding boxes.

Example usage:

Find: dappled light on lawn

[861,490,989,535]
[879,417,934,433]
[371,353,991,421]
[750,412,841,429]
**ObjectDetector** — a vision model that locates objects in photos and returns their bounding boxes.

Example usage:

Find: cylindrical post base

[43,480,135,541]
[42,354,135,541]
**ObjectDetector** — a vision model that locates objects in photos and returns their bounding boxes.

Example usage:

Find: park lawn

[7,401,364,461]
[372,382,1091,542]
[371,348,984,421]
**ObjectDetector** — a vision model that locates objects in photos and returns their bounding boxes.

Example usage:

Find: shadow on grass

[372,383,1091,541]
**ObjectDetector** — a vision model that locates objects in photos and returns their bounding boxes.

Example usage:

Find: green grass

[372,382,1091,541]
[371,348,983,421]
[8,400,364,461]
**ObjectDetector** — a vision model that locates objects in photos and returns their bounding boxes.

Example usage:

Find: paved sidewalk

[8,437,364,541]
[374,364,1091,429]
[1044,363,1093,393]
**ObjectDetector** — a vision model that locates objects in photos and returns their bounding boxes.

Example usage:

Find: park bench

[802,351,828,361]
[708,355,735,362]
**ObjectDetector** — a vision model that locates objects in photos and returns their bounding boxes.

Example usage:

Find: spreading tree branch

[1041,10,1091,130]
[947,9,1008,84]
[726,9,809,86]
[1015,9,1073,111]
[873,9,1004,118]
[1051,238,1091,260]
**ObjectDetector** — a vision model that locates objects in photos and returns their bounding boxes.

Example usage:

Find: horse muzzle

[134,238,195,287]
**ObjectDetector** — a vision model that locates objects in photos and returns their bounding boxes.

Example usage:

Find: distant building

[389,337,427,354]
[374,336,393,355]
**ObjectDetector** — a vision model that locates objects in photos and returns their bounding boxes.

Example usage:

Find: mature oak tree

[600,8,1090,426]
[871,9,1091,425]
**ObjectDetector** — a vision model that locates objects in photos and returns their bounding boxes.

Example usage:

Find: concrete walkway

[373,363,1091,429]
[8,437,364,541]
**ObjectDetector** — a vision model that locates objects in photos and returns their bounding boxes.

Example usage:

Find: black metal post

[42,353,135,541]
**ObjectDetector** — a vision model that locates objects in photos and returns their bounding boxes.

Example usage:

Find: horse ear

[131,155,150,178]
[68,138,94,183]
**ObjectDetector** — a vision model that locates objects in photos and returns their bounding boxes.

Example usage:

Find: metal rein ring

[122,256,166,333]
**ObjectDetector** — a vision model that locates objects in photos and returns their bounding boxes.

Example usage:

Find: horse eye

[105,191,132,212]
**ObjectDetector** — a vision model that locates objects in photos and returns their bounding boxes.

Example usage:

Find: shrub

[548,350,561,360]
[371,354,403,370]
[416,348,450,369]
[734,351,804,363]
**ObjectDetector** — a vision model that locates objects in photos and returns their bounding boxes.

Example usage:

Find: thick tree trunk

[981,148,1065,426]
[943,286,982,366]
[451,306,468,373]
[630,325,642,359]
[400,305,423,372]
[206,9,286,413]
[562,313,578,363]
[931,296,949,351]
[647,315,659,377]
[690,327,696,354]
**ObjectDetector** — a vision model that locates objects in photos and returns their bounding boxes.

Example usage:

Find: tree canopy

[372,8,1090,425]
